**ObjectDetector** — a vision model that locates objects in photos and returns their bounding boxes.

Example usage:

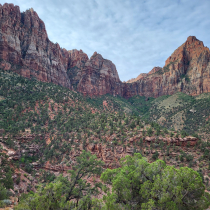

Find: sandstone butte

[1,3,210,98]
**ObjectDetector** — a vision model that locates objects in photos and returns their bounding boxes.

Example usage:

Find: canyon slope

[1,3,210,98]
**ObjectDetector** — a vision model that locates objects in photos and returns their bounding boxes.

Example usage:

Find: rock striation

[125,36,210,98]
[0,3,72,88]
[0,3,122,97]
[1,3,210,98]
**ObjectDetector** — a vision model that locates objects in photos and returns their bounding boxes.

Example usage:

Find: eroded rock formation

[0,3,122,97]
[126,36,210,98]
[0,3,72,88]
[1,3,210,98]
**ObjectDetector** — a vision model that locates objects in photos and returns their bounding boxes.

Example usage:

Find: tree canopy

[15,153,210,210]
[15,151,104,210]
[101,153,210,210]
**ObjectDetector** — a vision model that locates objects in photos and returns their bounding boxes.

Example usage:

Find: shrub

[152,151,159,160]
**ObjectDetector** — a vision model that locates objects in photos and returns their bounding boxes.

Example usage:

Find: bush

[181,130,188,138]
[152,151,159,160]
[0,201,6,208]
[147,127,153,137]
[0,184,8,200]
[16,176,20,185]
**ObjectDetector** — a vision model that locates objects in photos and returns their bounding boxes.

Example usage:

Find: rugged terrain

[1,69,210,208]
[1,3,210,99]
[1,2,210,209]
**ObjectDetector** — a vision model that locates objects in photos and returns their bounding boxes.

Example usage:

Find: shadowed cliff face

[1,3,210,99]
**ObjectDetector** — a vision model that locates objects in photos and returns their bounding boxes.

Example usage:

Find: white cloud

[1,0,210,81]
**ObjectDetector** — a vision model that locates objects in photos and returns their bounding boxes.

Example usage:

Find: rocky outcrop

[75,52,123,97]
[38,139,198,171]
[125,36,210,98]
[144,136,198,147]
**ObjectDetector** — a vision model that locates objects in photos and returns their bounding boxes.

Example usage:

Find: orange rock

[124,36,210,98]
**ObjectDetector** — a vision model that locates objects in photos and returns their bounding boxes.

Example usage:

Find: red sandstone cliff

[125,36,210,98]
[1,3,210,99]
[69,51,123,97]
[0,3,72,88]
[0,3,122,97]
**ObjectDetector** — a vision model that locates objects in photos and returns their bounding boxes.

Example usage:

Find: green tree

[15,151,104,209]
[152,151,159,160]
[2,170,14,190]
[101,154,210,210]
[0,184,8,200]
[147,127,153,137]
[64,150,104,203]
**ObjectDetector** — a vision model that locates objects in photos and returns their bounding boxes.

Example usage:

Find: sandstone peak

[29,8,34,12]
[0,4,71,89]
[184,36,204,48]
[92,51,98,56]
[1,3,20,13]
[186,36,198,43]
[90,51,103,60]
[2,3,14,8]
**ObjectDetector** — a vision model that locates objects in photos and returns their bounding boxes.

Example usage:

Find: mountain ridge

[1,3,210,99]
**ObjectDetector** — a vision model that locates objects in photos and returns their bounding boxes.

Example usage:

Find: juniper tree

[101,154,210,210]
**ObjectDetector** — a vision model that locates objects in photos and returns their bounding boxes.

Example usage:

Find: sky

[1,0,210,81]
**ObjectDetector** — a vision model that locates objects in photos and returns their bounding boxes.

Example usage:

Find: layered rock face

[126,36,210,98]
[1,3,210,99]
[0,3,72,88]
[70,51,123,97]
[0,3,122,97]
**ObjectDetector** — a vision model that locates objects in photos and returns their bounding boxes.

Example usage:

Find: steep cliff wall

[126,36,210,98]
[0,3,122,97]
[0,3,72,88]
[1,3,210,99]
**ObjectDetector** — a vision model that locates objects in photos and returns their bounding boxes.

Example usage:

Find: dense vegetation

[15,153,210,209]
[1,69,210,209]
[101,154,210,210]
[128,92,210,136]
